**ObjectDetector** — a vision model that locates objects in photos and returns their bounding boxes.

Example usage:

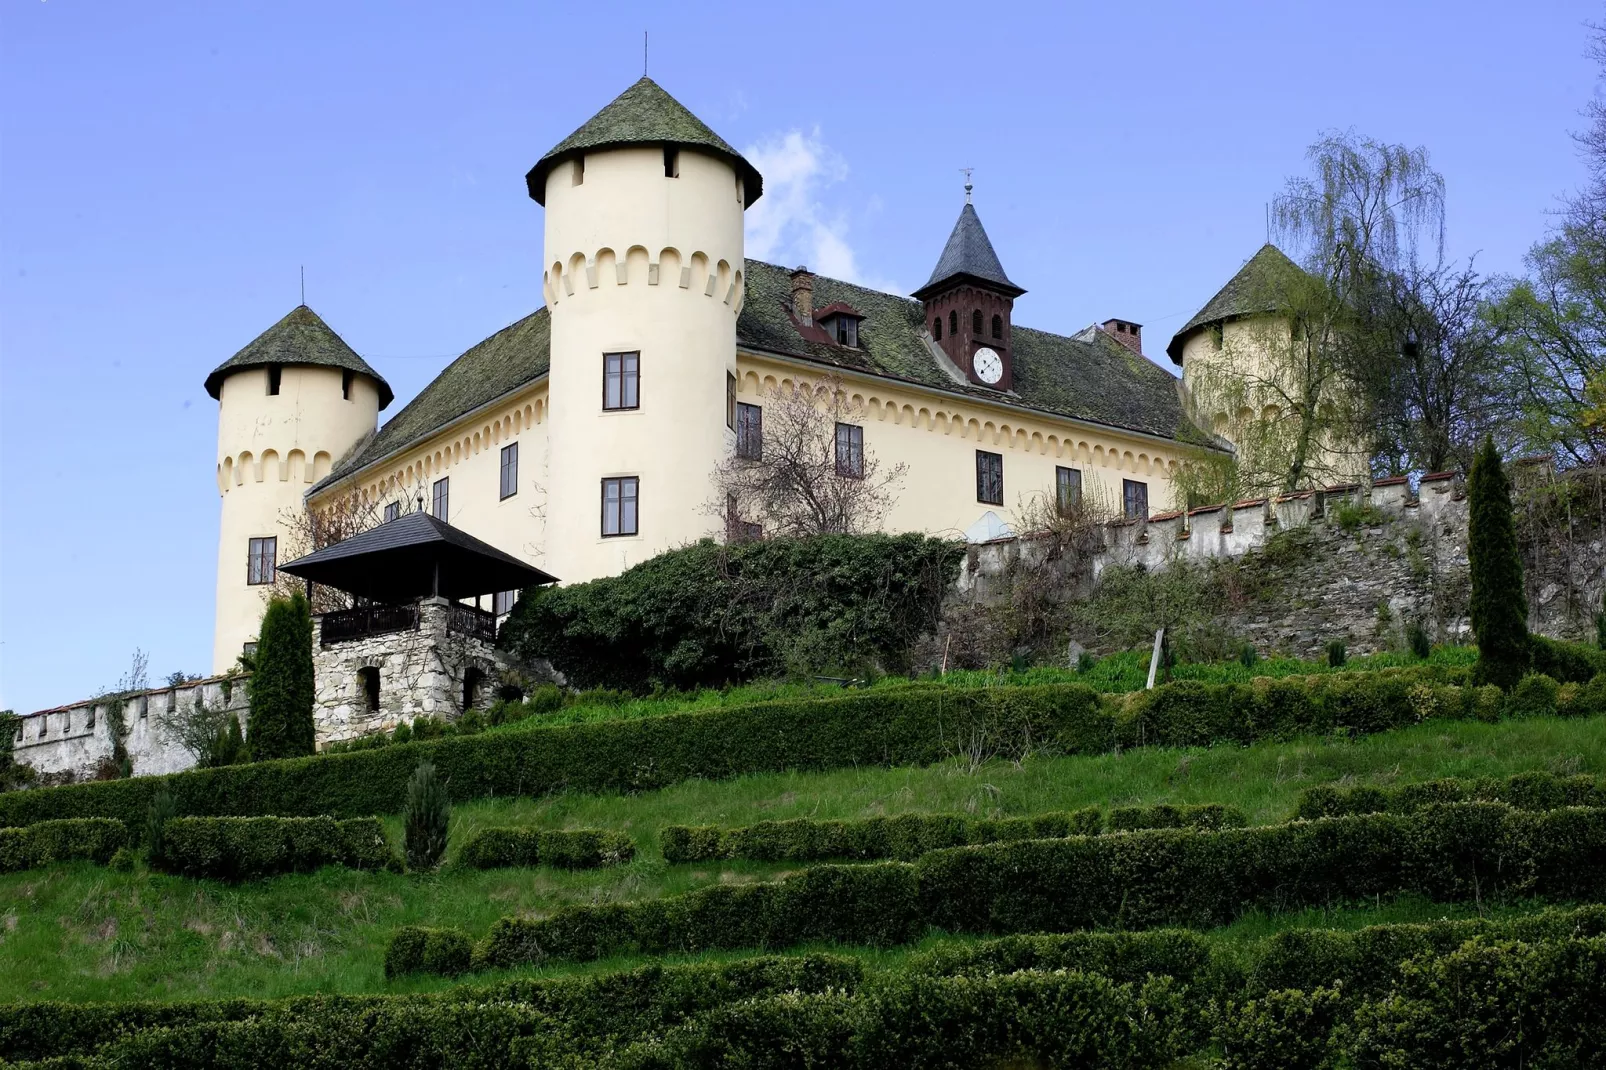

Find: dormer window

[813,304,865,349]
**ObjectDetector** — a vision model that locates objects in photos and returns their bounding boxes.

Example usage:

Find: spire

[911,201,1024,301]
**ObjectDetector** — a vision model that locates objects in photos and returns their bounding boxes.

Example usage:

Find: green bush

[1407,622,1432,660]
[662,809,1100,864]
[146,788,175,861]
[0,818,125,872]
[246,592,315,760]
[1327,640,1347,668]
[1218,986,1344,1070]
[1468,439,1531,689]
[497,533,963,691]
[383,925,472,979]
[156,816,399,880]
[402,760,449,872]
[457,826,635,869]
[1108,802,1248,832]
[1528,635,1606,683]
[1507,673,1561,718]
[1295,770,1606,819]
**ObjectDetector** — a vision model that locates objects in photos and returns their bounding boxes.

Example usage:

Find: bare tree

[711,377,906,538]
[270,486,396,613]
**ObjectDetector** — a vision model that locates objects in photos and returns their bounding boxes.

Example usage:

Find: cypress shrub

[146,789,175,862]
[457,826,635,869]
[402,760,449,872]
[246,592,316,760]
[1468,438,1530,689]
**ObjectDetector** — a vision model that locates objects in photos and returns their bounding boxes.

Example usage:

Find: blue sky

[0,0,1597,713]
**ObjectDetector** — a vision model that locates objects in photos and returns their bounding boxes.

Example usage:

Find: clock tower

[912,194,1025,391]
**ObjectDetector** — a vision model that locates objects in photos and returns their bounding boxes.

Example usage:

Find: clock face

[972,347,1004,385]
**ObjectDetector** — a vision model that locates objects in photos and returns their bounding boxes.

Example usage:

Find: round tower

[205,305,392,673]
[527,77,763,584]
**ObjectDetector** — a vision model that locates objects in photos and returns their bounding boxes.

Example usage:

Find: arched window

[992,314,1003,339]
[972,310,983,335]
[949,310,958,337]
[932,317,942,340]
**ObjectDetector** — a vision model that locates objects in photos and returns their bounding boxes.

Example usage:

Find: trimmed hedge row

[0,954,863,1064]
[156,817,400,881]
[457,826,635,870]
[1296,768,1606,819]
[0,819,124,873]
[0,665,1570,833]
[457,802,1606,972]
[661,803,1245,864]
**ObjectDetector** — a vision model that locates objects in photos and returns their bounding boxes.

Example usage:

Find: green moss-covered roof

[1165,243,1307,363]
[525,77,762,206]
[204,304,393,408]
[319,309,550,487]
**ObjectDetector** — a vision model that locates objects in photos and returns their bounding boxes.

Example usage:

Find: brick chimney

[790,266,815,327]
[1102,319,1143,355]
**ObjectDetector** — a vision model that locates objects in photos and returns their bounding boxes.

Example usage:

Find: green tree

[246,591,315,760]
[1467,438,1529,688]
[403,760,450,871]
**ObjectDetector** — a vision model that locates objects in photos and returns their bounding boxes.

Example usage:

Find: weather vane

[960,167,974,203]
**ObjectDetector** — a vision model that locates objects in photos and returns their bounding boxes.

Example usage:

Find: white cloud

[743,128,900,293]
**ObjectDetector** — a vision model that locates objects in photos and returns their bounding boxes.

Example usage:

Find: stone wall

[954,465,1606,662]
[312,598,510,745]
[10,675,249,783]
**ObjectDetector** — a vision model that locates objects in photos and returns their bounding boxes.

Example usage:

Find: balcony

[320,603,420,646]
[447,602,498,643]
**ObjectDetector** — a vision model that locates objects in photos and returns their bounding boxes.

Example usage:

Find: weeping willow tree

[1182,133,1446,500]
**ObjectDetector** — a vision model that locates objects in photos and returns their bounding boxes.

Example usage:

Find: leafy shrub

[1528,634,1606,683]
[457,826,635,869]
[1107,802,1248,832]
[402,760,449,872]
[1239,643,1259,669]
[1218,986,1344,1070]
[108,846,137,871]
[384,926,472,979]
[1506,673,1560,718]
[498,533,963,691]
[156,816,399,880]
[0,818,125,872]
[246,592,315,760]
[525,684,564,714]
[1326,641,1346,668]
[1407,622,1432,660]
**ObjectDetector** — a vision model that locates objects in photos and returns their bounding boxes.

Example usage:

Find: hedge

[383,926,472,979]
[457,826,635,870]
[0,665,1507,833]
[454,802,1606,973]
[662,803,1245,864]
[0,955,863,1064]
[155,817,400,881]
[0,819,125,873]
[1295,769,1606,820]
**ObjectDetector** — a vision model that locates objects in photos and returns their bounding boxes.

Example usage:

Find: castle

[205,76,1334,672]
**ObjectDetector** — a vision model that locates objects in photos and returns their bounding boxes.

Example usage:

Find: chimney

[790,266,815,326]
[1102,319,1143,355]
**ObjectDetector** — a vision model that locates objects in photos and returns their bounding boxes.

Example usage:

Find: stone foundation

[311,598,510,746]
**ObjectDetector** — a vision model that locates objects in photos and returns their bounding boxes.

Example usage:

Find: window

[725,494,762,542]
[358,667,380,712]
[833,316,859,347]
[247,536,277,585]
[736,402,763,460]
[602,476,639,536]
[976,451,1004,505]
[949,310,958,337]
[992,314,1003,340]
[432,477,449,522]
[493,590,517,616]
[664,147,679,177]
[500,442,519,500]
[726,371,737,429]
[835,422,864,479]
[972,309,983,335]
[1123,479,1149,520]
[1056,466,1083,514]
[384,501,400,522]
[932,317,942,341]
[463,667,484,711]
[342,368,353,400]
[266,364,282,396]
[573,155,585,185]
[603,351,640,410]
[243,641,259,659]
[1209,323,1224,350]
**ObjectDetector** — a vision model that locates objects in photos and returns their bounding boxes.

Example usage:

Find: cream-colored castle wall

[213,365,381,672]
[540,147,745,582]
[734,353,1187,536]
[307,386,551,580]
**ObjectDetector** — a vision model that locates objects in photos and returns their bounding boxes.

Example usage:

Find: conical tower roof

[1165,243,1307,363]
[911,202,1024,300]
[525,76,763,206]
[204,304,393,408]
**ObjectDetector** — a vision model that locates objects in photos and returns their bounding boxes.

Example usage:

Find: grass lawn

[2,711,1600,1004]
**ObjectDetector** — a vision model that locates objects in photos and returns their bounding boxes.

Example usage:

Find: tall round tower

[527,77,762,584]
[205,305,392,672]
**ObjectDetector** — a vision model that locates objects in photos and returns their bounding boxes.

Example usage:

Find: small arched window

[992,314,1003,339]
[933,317,942,340]
[972,310,983,335]
[949,310,958,337]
